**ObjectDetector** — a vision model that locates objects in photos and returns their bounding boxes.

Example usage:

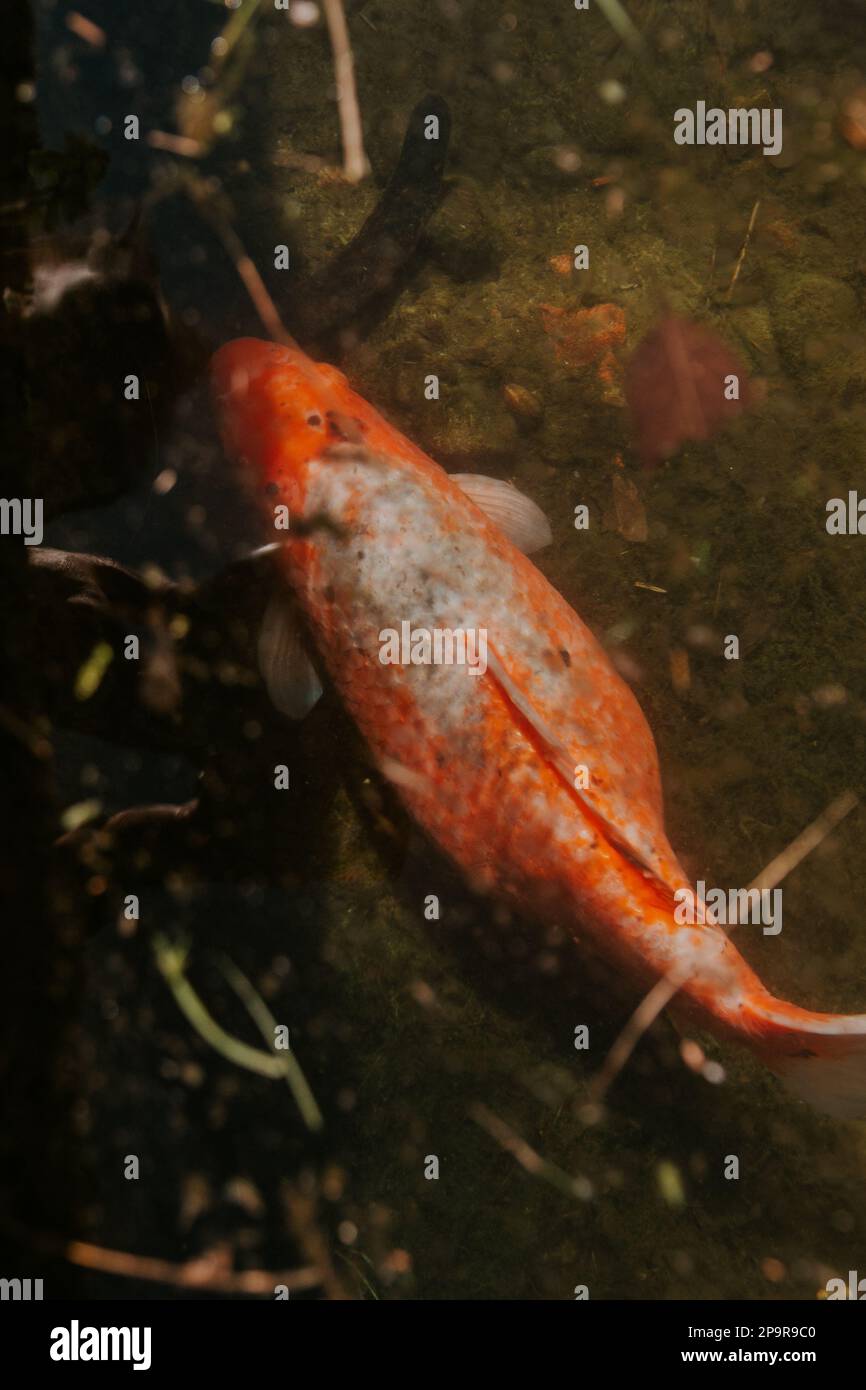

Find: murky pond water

[7,0,866,1301]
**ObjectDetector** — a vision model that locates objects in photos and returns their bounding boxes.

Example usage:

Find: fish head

[210,337,353,503]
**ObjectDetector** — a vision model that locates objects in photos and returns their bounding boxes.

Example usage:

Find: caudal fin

[749,1000,866,1120]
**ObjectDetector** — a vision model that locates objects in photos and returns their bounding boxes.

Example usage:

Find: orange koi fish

[211,337,866,1119]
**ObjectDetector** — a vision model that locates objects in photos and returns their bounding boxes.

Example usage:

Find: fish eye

[306,413,322,428]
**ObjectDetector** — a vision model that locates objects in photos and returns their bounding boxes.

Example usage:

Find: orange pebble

[840,90,866,149]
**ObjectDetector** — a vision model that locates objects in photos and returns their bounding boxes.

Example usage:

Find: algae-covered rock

[725,304,780,374]
[771,272,866,395]
[423,178,500,283]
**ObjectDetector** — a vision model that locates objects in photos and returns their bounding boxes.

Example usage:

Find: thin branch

[150,167,296,346]
[470,1103,593,1201]
[746,790,858,894]
[187,178,297,345]
[147,131,204,159]
[64,1240,323,1294]
[0,1211,324,1294]
[725,199,761,300]
[65,12,106,47]
[322,0,369,183]
[588,965,691,1109]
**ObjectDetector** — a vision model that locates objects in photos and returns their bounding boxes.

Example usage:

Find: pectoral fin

[258,594,323,719]
[451,474,552,554]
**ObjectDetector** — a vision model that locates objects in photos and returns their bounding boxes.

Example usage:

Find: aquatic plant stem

[217,953,324,1132]
[322,0,370,183]
[153,934,290,1080]
[595,0,644,56]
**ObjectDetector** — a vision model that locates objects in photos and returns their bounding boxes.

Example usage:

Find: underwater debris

[503,382,543,428]
[541,301,626,370]
[611,468,648,542]
[60,1235,323,1295]
[669,647,690,694]
[161,0,269,157]
[624,313,753,468]
[471,1103,593,1202]
[656,1160,685,1209]
[73,641,113,702]
[541,301,626,403]
[176,168,296,345]
[65,12,106,48]
[724,200,761,301]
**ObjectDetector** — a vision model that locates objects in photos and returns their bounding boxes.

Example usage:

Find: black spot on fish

[323,585,335,602]
[560,649,571,667]
[264,481,279,497]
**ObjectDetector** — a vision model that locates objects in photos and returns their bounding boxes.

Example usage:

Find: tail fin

[749,1000,866,1120]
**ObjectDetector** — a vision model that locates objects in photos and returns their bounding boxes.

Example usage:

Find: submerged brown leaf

[625,313,752,466]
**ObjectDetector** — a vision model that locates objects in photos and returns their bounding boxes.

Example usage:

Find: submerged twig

[182,174,297,345]
[65,12,106,47]
[147,131,204,159]
[0,1211,322,1293]
[724,199,761,300]
[322,0,369,183]
[470,1103,592,1201]
[747,790,859,894]
[64,1240,322,1294]
[588,965,691,1109]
